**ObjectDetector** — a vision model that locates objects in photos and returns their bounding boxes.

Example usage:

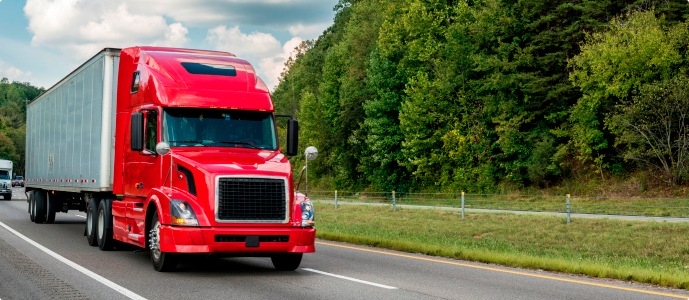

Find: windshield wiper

[218,141,262,149]
[168,140,205,146]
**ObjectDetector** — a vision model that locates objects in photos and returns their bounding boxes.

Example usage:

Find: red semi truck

[25,46,316,271]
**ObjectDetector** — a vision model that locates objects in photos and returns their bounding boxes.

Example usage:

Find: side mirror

[155,142,171,156]
[305,146,318,161]
[286,118,299,156]
[130,112,144,151]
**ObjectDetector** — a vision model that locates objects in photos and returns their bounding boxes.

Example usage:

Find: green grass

[314,203,689,289]
[308,190,689,218]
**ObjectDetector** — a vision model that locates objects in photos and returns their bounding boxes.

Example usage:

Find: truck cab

[26,46,314,272]
[105,47,314,271]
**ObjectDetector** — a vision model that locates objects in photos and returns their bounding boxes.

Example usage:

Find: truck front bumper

[158,226,316,254]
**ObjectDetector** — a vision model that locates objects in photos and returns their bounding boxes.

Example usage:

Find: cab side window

[144,111,158,153]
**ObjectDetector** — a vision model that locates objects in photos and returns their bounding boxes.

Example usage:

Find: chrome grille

[216,177,287,222]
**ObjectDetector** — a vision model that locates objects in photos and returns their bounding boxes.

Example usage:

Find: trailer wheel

[33,191,47,223]
[271,253,303,271]
[97,199,115,250]
[28,191,35,222]
[149,211,177,272]
[46,193,56,224]
[86,198,99,246]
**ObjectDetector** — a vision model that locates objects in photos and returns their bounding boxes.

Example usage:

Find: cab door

[121,108,161,243]
[124,109,161,198]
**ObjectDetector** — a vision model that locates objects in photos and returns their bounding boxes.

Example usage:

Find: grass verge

[314,203,689,289]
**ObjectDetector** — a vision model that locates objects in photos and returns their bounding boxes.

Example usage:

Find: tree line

[0,78,44,176]
[272,0,689,193]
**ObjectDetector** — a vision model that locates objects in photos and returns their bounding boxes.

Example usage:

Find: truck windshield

[163,108,277,150]
[0,171,8,180]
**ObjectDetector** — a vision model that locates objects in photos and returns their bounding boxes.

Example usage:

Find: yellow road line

[317,241,688,299]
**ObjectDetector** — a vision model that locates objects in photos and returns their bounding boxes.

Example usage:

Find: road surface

[0,187,687,300]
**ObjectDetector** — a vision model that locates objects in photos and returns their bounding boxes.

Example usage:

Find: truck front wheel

[271,253,303,271]
[149,211,178,272]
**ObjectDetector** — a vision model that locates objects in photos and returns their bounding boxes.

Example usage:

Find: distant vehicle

[12,175,23,187]
[0,159,12,200]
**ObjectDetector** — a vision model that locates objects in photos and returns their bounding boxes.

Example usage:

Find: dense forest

[0,78,43,177]
[272,0,689,194]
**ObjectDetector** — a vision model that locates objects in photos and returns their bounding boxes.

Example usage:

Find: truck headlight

[301,201,314,227]
[170,199,199,226]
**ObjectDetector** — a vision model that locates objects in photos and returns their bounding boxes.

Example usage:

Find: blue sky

[0,0,338,90]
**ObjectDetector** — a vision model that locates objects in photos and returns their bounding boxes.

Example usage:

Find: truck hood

[170,148,291,176]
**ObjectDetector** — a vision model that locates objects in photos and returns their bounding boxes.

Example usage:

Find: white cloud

[206,26,305,90]
[21,0,336,89]
[121,0,336,26]
[0,60,32,83]
[287,22,329,39]
[257,37,304,90]
[24,0,190,59]
[206,25,282,58]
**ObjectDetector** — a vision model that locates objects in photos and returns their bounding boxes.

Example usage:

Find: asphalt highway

[0,187,688,300]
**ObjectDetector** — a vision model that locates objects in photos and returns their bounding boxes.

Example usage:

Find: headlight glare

[300,201,314,227]
[170,199,199,226]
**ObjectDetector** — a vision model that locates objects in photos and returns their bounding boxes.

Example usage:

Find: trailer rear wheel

[28,191,35,222]
[33,191,46,223]
[46,193,56,224]
[86,198,99,246]
[97,199,116,250]
[149,211,177,272]
[271,253,303,271]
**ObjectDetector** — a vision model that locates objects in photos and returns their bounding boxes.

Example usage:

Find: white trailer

[25,48,119,222]
[0,159,13,200]
[25,49,119,193]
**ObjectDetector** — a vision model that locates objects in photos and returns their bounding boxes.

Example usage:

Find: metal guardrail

[306,190,689,223]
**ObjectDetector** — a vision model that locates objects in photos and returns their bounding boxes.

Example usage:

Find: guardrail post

[335,190,338,209]
[461,191,465,219]
[566,194,571,224]
[392,191,396,211]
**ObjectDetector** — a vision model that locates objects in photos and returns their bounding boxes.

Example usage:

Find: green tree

[610,75,689,185]
[569,9,687,176]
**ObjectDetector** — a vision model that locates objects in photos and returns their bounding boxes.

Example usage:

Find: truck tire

[46,193,56,224]
[33,191,47,223]
[149,211,177,272]
[28,191,35,222]
[86,198,99,246]
[271,253,303,271]
[97,199,116,250]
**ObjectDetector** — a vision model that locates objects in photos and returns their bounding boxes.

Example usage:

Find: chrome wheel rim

[98,209,104,240]
[150,221,161,260]
[86,205,93,235]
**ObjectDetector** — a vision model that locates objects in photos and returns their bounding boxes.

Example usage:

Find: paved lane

[0,187,688,299]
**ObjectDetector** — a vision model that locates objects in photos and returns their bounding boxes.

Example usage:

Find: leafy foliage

[0,78,44,175]
[275,0,689,192]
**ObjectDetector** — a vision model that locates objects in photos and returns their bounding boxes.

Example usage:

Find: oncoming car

[12,175,23,187]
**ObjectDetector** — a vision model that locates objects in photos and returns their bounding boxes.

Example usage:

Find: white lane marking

[302,268,398,290]
[0,221,147,300]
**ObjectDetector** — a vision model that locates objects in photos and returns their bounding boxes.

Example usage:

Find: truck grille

[216,177,287,222]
